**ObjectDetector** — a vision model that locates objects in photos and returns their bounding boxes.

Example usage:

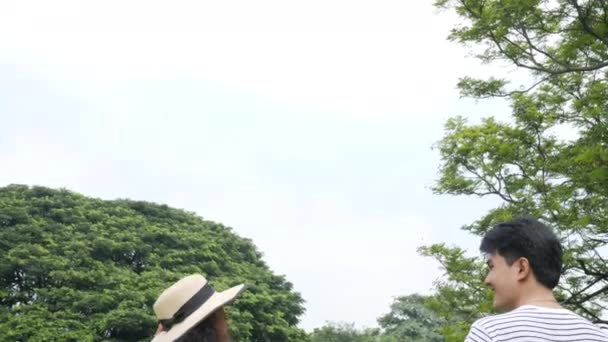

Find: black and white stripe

[465,305,608,341]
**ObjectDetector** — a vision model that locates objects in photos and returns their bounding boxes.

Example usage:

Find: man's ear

[516,257,531,280]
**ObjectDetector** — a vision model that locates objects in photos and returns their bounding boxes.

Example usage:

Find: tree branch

[520,26,567,67]
[569,0,608,47]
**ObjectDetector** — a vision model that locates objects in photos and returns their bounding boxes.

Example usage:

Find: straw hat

[151,274,246,342]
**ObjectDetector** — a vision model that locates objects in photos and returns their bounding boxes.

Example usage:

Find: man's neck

[515,286,561,309]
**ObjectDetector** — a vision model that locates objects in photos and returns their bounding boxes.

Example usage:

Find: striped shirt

[465,305,608,342]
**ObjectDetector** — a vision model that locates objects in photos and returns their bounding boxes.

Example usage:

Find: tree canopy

[0,184,306,341]
[309,294,443,342]
[376,294,444,341]
[424,0,608,339]
[309,323,392,342]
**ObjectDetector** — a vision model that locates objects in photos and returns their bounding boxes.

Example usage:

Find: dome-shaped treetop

[0,185,306,342]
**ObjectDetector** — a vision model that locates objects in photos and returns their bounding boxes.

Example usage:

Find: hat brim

[151,284,246,342]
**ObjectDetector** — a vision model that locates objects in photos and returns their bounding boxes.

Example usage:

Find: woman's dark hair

[174,319,218,342]
[480,217,563,289]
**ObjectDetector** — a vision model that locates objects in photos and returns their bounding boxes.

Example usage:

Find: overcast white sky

[0,0,514,331]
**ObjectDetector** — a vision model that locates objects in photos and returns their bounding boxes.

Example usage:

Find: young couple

[151,217,607,342]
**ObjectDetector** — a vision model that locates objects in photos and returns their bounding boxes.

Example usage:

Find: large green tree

[424,0,608,339]
[0,185,307,342]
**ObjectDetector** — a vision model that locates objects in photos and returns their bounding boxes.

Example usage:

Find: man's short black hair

[480,217,563,289]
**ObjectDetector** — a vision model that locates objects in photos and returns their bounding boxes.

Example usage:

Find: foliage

[377,294,444,341]
[309,294,442,342]
[425,0,608,339]
[0,184,307,342]
[309,322,395,342]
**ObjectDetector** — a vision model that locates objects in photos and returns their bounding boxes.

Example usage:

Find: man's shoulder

[471,306,539,328]
[472,306,608,339]
[466,317,494,342]
[474,305,586,326]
